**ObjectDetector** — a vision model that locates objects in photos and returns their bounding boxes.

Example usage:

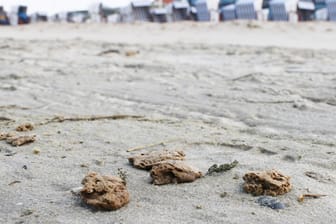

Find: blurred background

[0,0,332,25]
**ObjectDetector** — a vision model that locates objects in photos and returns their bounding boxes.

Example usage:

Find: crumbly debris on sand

[150,161,202,185]
[0,132,15,140]
[207,160,239,175]
[80,172,130,210]
[117,168,128,183]
[128,150,186,170]
[297,194,327,203]
[125,50,139,57]
[243,170,292,196]
[16,123,34,132]
[6,135,36,146]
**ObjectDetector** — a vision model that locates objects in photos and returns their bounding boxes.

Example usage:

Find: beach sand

[0,22,335,224]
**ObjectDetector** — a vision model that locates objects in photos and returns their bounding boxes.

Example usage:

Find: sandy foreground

[0,22,336,224]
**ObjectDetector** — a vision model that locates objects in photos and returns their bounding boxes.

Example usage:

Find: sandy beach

[0,22,336,224]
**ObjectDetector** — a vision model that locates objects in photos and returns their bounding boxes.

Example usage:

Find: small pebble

[95,160,105,166]
[5,151,17,156]
[256,196,285,210]
[220,192,228,198]
[195,205,202,209]
[80,163,89,168]
[8,180,21,186]
[20,209,34,217]
[233,174,239,179]
[33,148,40,155]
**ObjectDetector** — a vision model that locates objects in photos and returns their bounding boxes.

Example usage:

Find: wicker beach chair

[235,0,263,20]
[0,6,10,25]
[315,8,328,20]
[313,0,327,20]
[17,6,30,24]
[131,0,153,22]
[219,4,237,20]
[218,0,236,21]
[190,0,211,21]
[326,0,336,20]
[172,1,190,21]
[297,0,315,21]
[269,0,298,21]
[9,5,30,25]
[152,8,169,23]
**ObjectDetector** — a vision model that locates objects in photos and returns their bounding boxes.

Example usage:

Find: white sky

[0,0,132,14]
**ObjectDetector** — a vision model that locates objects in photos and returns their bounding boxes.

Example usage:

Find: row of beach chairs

[130,0,336,22]
[2,0,336,25]
[130,0,210,22]
[219,0,336,21]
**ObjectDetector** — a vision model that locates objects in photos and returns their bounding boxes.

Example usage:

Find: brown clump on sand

[16,123,34,132]
[80,172,130,211]
[243,170,292,196]
[125,50,139,57]
[0,132,15,140]
[128,150,186,170]
[150,161,202,185]
[6,135,36,146]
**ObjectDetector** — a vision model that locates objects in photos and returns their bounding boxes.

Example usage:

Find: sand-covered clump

[80,172,130,210]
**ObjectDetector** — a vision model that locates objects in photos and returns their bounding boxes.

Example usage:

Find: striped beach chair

[195,1,211,21]
[190,0,211,21]
[172,1,190,21]
[297,0,315,20]
[131,0,153,22]
[220,4,237,20]
[218,0,236,21]
[235,0,263,20]
[314,0,327,20]
[0,6,10,25]
[119,5,134,23]
[326,0,336,20]
[152,8,169,23]
[269,0,288,20]
[269,0,298,21]
[315,7,328,20]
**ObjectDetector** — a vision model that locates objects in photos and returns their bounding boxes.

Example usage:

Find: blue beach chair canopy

[173,1,190,9]
[219,0,237,8]
[220,4,236,20]
[132,0,153,7]
[188,0,207,6]
[298,0,315,10]
[326,0,336,21]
